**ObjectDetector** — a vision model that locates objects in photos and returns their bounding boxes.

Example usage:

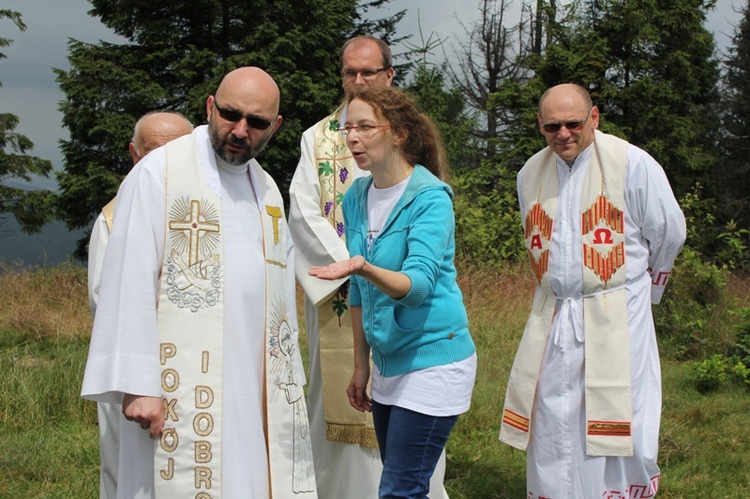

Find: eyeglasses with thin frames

[337,124,391,137]
[541,109,592,134]
[213,99,275,130]
[341,67,390,81]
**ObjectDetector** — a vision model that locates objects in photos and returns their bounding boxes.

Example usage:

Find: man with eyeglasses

[289,36,450,498]
[82,66,317,498]
[499,83,686,498]
[87,110,193,499]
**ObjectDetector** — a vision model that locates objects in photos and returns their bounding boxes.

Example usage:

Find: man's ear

[205,95,215,122]
[129,142,140,165]
[273,115,283,134]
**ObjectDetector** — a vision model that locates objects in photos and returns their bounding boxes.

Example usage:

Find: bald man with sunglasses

[499,83,686,498]
[82,67,317,498]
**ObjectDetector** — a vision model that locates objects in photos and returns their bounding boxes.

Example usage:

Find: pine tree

[55,0,403,255]
[0,9,55,233]
[534,0,721,201]
[719,0,750,233]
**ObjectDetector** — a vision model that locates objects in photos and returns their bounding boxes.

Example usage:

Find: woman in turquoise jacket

[310,86,476,498]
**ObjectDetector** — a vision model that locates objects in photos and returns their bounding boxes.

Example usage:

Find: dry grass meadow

[0,261,748,497]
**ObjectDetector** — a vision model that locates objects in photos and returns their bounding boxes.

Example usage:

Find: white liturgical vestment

[88,209,120,499]
[82,126,303,498]
[515,139,685,498]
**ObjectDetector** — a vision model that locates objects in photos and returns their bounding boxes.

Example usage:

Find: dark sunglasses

[213,99,275,130]
[541,111,591,134]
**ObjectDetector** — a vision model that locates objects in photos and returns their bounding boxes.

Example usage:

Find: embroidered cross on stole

[155,132,317,497]
[500,130,634,457]
[314,110,377,447]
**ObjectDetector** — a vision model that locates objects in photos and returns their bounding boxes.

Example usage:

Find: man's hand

[309,255,365,280]
[122,394,165,439]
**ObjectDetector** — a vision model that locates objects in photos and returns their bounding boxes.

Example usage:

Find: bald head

[213,66,281,118]
[206,66,283,165]
[537,83,599,163]
[130,112,193,165]
[538,83,593,115]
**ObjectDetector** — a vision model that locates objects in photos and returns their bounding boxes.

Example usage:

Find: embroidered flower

[189,295,205,313]
[336,222,345,237]
[205,289,220,306]
[339,167,349,184]
[324,201,333,217]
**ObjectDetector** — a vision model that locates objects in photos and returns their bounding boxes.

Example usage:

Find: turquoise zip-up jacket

[344,165,475,376]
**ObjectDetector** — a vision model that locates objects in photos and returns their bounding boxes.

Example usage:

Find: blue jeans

[371,400,458,499]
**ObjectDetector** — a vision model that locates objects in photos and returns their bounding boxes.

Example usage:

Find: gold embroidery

[265,258,287,269]
[160,428,179,452]
[201,351,209,373]
[159,457,174,480]
[162,368,179,392]
[195,467,212,489]
[195,386,214,409]
[169,199,220,266]
[160,343,176,365]
[193,413,215,437]
[164,398,179,422]
[266,205,282,245]
[195,441,212,464]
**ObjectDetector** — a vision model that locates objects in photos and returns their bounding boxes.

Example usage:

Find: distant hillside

[0,215,86,267]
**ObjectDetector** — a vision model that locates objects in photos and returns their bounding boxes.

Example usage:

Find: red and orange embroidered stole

[500,130,634,456]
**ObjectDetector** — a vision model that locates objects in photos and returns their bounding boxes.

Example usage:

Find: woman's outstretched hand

[309,255,366,280]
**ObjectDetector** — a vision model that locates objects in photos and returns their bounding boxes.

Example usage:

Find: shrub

[689,354,750,393]
[654,247,734,359]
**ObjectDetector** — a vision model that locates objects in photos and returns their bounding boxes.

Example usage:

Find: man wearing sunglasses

[87,110,194,499]
[289,36,450,498]
[83,67,317,498]
[499,83,686,498]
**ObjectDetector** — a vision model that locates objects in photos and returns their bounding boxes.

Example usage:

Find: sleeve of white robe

[87,211,109,316]
[289,122,349,306]
[286,222,307,387]
[625,146,687,304]
[81,151,167,405]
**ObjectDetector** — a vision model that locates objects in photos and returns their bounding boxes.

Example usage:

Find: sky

[0,0,746,191]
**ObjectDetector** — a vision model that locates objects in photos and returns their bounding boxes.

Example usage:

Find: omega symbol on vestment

[581,195,625,284]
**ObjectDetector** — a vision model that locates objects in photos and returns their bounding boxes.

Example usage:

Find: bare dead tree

[445,0,535,157]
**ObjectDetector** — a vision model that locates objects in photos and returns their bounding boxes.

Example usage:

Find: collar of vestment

[154,126,317,496]
[500,130,635,457]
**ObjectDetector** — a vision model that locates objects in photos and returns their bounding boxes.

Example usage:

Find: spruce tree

[55,0,403,255]
[0,9,55,233]
[720,0,750,233]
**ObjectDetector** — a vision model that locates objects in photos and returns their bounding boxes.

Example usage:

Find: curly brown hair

[344,86,449,181]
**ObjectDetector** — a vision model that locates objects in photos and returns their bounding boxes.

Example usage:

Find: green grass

[1,263,749,497]
[0,329,99,497]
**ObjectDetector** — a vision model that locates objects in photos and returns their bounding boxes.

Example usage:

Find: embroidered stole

[500,130,634,456]
[314,110,377,447]
[154,132,317,496]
